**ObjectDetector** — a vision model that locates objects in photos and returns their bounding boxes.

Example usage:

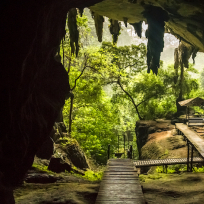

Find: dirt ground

[141,172,204,204]
[14,174,100,204]
[14,124,204,204]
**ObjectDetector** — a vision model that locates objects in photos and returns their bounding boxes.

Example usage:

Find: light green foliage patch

[32,164,55,175]
[83,169,103,181]
[139,173,166,182]
[155,165,204,174]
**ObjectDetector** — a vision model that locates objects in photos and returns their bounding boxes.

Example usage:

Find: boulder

[54,138,89,170]
[135,120,174,159]
[48,157,71,173]
[25,173,59,183]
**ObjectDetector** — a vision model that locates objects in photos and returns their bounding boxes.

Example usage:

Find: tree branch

[71,55,88,91]
[117,78,143,120]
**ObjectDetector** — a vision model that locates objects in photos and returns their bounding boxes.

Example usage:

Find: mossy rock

[141,141,164,160]
[54,138,89,170]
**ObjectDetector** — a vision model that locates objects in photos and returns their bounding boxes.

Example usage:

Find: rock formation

[90,0,204,73]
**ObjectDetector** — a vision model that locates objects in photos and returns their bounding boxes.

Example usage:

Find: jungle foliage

[60,9,203,164]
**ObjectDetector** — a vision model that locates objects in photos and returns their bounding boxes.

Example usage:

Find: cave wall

[0,0,102,203]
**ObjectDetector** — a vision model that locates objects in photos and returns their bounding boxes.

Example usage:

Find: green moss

[141,141,164,160]
[83,170,103,181]
[66,169,103,181]
[32,164,55,175]
[58,137,78,147]
[139,173,167,182]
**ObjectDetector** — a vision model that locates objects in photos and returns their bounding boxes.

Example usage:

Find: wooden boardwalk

[176,123,204,158]
[95,159,146,204]
[134,157,204,167]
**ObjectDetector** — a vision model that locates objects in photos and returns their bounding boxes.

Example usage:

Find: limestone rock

[91,0,204,52]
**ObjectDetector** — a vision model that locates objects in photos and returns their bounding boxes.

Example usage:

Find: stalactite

[109,19,121,44]
[174,42,196,82]
[68,8,79,56]
[174,48,179,84]
[192,47,199,64]
[176,41,194,69]
[143,6,169,74]
[130,21,142,38]
[92,11,104,42]
[178,42,190,68]
[123,17,128,27]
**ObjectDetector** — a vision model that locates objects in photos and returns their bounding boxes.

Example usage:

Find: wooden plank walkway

[176,123,204,158]
[95,159,146,204]
[134,157,204,167]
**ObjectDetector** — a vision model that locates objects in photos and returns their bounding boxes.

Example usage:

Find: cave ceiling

[90,0,204,52]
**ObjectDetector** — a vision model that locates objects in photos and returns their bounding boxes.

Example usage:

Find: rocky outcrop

[135,120,192,173]
[54,138,89,170]
[135,120,175,159]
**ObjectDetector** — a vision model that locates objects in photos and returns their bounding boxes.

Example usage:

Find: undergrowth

[156,165,204,174]
[68,169,103,181]
[139,173,166,182]
[140,165,204,182]
[83,169,103,181]
[32,160,104,182]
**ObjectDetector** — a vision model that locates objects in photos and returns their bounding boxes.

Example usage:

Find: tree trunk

[176,63,186,114]
[68,93,74,136]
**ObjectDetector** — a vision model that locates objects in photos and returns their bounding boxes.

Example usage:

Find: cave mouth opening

[1,0,204,203]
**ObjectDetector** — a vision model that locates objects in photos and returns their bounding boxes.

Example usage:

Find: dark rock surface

[36,137,54,160]
[48,157,72,173]
[25,173,59,183]
[55,140,89,170]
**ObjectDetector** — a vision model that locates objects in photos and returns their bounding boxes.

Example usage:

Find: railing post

[130,145,133,159]
[124,134,125,158]
[187,141,190,172]
[108,144,110,160]
[190,145,194,172]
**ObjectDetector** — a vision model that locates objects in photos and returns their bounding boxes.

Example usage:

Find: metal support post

[187,141,190,172]
[130,145,133,159]
[190,145,194,172]
[108,144,110,160]
[118,135,119,153]
[124,134,125,158]
[165,165,168,174]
